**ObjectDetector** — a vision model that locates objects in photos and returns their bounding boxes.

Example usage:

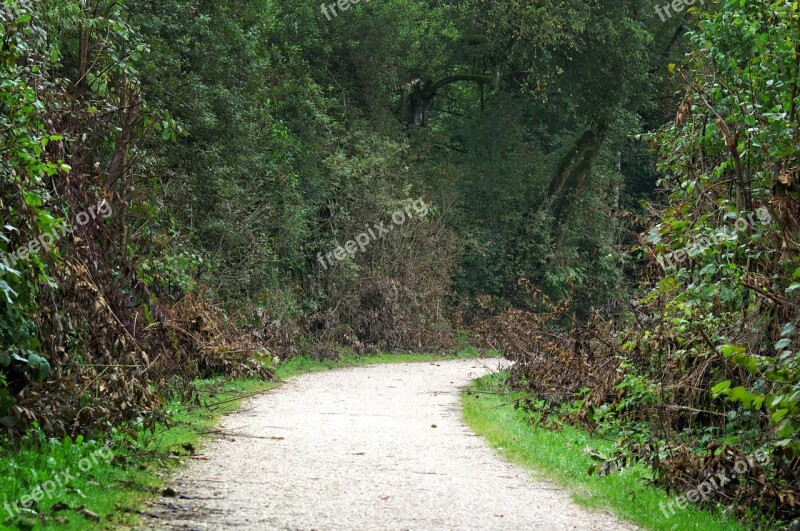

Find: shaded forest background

[1,0,798,526]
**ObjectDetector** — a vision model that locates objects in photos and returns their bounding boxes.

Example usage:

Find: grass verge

[275,348,492,378]
[461,373,747,531]
[0,348,493,530]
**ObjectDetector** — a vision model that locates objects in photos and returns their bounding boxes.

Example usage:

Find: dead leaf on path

[380,496,390,501]
[431,424,437,428]
[270,436,285,440]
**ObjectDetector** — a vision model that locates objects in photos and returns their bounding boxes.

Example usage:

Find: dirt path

[141,359,633,530]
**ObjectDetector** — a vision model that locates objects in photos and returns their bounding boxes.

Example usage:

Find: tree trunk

[545,127,607,262]
[402,79,436,126]
[399,74,492,125]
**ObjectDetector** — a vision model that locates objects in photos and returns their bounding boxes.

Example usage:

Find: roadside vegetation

[463,373,749,531]
[467,3,800,527]
[1,377,270,530]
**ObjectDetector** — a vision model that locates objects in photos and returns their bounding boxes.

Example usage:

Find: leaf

[0,281,18,303]
[720,344,746,357]
[711,380,731,394]
[27,354,51,380]
[646,226,662,244]
[0,262,20,277]
[771,409,788,422]
[774,338,791,350]
[22,191,43,207]
[727,386,753,405]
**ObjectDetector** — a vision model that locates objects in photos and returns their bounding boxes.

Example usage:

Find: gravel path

[141,359,633,530]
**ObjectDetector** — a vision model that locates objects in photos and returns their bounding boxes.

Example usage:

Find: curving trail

[142,359,632,530]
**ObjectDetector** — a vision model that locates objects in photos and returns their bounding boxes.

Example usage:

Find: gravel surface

[141,359,633,530]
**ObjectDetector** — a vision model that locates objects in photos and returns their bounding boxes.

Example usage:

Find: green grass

[0,432,154,530]
[0,377,279,530]
[0,348,493,530]
[461,373,747,531]
[275,347,493,379]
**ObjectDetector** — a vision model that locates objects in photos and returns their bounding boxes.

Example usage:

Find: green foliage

[643,0,800,457]
[138,250,203,300]
[715,324,800,453]
[615,371,657,414]
[0,0,62,419]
